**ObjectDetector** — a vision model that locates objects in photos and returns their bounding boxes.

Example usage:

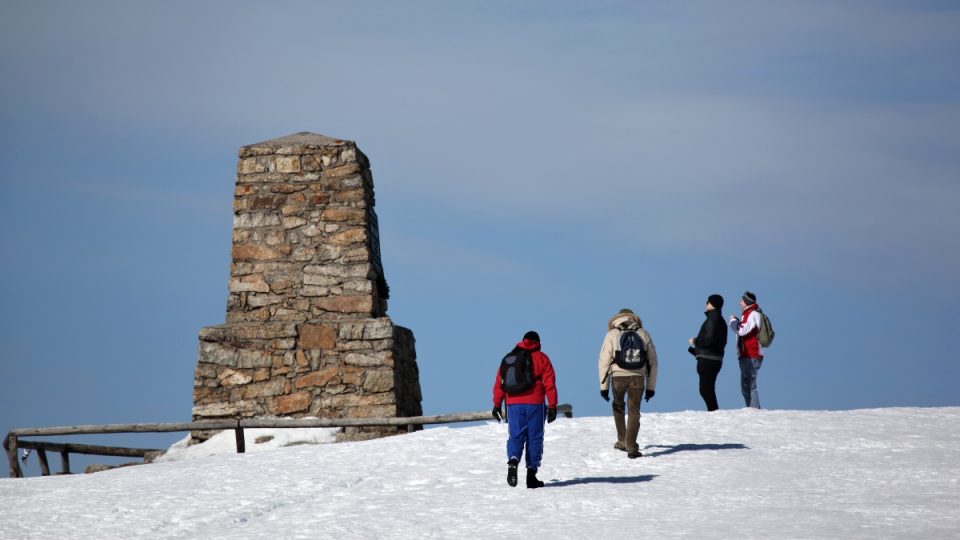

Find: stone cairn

[193,132,422,442]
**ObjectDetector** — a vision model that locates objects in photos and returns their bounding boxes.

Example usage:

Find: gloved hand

[600,388,610,402]
[645,390,655,402]
[492,406,503,422]
[547,407,557,423]
[688,346,696,356]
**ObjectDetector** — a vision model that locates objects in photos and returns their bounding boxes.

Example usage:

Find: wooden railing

[4,404,573,478]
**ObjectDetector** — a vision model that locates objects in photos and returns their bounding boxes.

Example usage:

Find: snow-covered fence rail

[4,404,573,478]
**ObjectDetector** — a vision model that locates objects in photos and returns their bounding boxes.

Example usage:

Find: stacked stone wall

[193,133,422,442]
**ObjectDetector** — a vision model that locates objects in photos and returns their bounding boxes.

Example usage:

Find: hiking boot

[627,450,642,459]
[613,441,627,452]
[526,468,545,489]
[507,459,518,487]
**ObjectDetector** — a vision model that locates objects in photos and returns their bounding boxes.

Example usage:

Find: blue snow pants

[506,403,545,469]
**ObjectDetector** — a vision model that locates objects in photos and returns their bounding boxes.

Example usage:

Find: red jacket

[492,338,558,408]
[737,304,763,359]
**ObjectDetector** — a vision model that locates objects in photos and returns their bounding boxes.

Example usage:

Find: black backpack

[499,347,535,394]
[614,327,648,370]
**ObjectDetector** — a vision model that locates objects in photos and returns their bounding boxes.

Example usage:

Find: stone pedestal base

[192,318,422,443]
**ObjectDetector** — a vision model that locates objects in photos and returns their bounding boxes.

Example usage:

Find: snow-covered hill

[2,408,959,539]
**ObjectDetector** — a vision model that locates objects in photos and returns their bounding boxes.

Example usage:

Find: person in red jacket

[729,291,764,408]
[492,331,559,489]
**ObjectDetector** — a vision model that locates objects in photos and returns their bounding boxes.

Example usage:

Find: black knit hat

[523,330,540,342]
[742,291,757,305]
[707,294,724,310]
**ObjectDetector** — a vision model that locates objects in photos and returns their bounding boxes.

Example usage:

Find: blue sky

[2,1,959,473]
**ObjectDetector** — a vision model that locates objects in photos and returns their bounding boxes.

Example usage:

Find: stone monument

[192,132,422,442]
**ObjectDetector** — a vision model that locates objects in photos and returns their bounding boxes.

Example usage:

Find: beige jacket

[598,312,658,392]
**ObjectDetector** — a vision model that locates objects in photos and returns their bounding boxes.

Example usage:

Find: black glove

[600,388,610,402]
[547,407,557,423]
[687,346,696,356]
[492,406,503,422]
[645,390,655,402]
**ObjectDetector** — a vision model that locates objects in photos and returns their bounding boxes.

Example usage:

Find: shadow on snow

[641,443,749,457]
[546,474,657,488]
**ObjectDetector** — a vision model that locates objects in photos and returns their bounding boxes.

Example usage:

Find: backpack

[757,309,775,348]
[614,326,648,370]
[499,347,535,394]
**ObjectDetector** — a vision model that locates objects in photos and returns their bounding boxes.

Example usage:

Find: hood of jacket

[607,312,643,331]
[516,338,542,352]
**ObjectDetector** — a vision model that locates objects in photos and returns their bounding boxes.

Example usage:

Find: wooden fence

[4,404,573,478]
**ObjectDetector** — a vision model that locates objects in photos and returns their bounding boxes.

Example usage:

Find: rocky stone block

[217,368,252,386]
[274,392,311,414]
[295,367,339,389]
[328,228,366,246]
[240,378,288,399]
[198,341,237,366]
[298,323,337,349]
[234,212,282,228]
[362,369,395,393]
[312,295,373,314]
[275,156,301,173]
[229,275,270,293]
[235,348,273,369]
[343,351,387,367]
[363,320,395,340]
[232,244,283,261]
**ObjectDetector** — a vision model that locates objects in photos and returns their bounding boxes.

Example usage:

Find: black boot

[507,459,518,487]
[526,468,544,489]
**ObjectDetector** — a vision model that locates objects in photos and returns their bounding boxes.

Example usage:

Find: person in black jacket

[688,294,728,411]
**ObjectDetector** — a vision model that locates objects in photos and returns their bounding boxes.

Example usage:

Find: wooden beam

[60,451,69,475]
[239,411,492,429]
[16,440,164,458]
[10,420,238,438]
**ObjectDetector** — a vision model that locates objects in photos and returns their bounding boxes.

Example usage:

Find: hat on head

[742,291,757,305]
[617,308,634,315]
[707,294,724,309]
[523,330,540,342]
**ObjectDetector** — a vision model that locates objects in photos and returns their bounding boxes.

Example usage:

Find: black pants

[696,359,722,411]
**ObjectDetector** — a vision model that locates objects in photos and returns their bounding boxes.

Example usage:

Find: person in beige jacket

[598,308,658,458]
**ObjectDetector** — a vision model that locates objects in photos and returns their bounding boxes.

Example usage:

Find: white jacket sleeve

[598,332,615,390]
[732,311,761,337]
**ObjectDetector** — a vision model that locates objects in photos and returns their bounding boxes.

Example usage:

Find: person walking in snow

[688,294,728,411]
[729,291,764,408]
[598,309,658,459]
[492,330,559,489]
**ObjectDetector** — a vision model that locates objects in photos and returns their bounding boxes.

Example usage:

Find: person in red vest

[729,291,764,408]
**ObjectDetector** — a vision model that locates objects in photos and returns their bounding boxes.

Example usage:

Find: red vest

[738,304,763,359]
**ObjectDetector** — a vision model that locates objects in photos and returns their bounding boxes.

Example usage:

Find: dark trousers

[696,359,722,411]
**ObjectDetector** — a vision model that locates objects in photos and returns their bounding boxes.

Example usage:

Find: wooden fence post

[37,449,50,476]
[4,433,23,478]
[235,424,245,454]
[60,451,70,474]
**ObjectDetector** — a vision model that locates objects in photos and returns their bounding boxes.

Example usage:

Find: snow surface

[1,408,959,539]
